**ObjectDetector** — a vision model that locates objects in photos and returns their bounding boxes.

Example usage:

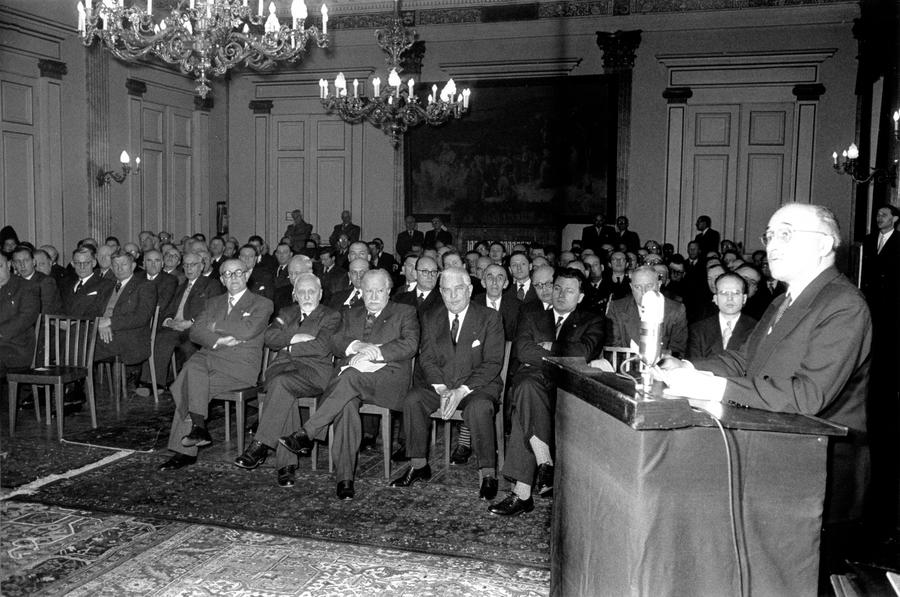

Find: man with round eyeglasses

[392,255,441,315]
[657,203,873,565]
[687,272,757,360]
[158,259,273,471]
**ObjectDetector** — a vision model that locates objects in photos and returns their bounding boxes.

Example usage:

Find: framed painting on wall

[404,75,616,226]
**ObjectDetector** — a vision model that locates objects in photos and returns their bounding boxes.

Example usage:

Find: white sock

[529,435,553,466]
[513,481,532,501]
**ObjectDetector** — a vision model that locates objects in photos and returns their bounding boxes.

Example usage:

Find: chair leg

[30,384,41,423]
[148,355,159,404]
[307,403,318,471]
[224,404,231,444]
[328,425,334,473]
[8,381,18,436]
[87,372,98,429]
[236,398,245,454]
[444,420,452,471]
[44,386,52,427]
[495,411,504,472]
[380,412,391,480]
[55,382,64,439]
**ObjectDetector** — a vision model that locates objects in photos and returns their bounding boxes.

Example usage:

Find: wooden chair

[97,306,160,407]
[213,346,269,454]
[7,315,99,439]
[430,340,512,471]
[328,403,392,479]
[255,349,320,469]
[145,305,162,402]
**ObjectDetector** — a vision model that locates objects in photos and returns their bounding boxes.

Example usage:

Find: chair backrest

[148,305,160,352]
[258,346,277,384]
[40,315,99,368]
[602,346,640,376]
[500,340,512,387]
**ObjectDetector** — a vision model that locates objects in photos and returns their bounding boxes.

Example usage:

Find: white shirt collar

[78,273,94,284]
[718,312,741,330]
[147,273,158,281]
[448,305,469,339]
[552,309,571,324]
[880,229,894,242]
[486,295,502,309]
[515,279,531,291]
[228,288,248,304]
[116,275,133,288]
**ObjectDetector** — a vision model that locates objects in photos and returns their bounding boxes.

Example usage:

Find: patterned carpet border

[2,501,550,597]
[0,437,115,490]
[14,451,553,570]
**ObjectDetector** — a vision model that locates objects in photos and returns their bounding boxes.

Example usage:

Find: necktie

[73,280,81,294]
[768,294,792,334]
[300,312,307,323]
[722,319,733,349]
[175,281,194,320]
[278,266,286,278]
[490,299,498,311]
[347,290,359,307]
[417,292,424,306]
[877,233,886,253]
[363,311,376,341]
[450,314,460,345]
[227,295,235,315]
[114,281,122,293]
[555,315,564,339]
[517,284,525,300]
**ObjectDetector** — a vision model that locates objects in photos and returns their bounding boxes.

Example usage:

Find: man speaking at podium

[658,203,872,570]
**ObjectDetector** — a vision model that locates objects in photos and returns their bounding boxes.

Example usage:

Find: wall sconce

[893,110,899,140]
[97,150,140,186]
[832,143,898,186]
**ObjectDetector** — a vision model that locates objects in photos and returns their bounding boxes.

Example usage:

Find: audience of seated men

[489,268,606,516]
[278,269,419,500]
[233,273,341,487]
[158,259,273,470]
[0,254,40,376]
[318,247,349,302]
[606,265,688,359]
[93,250,157,392]
[391,267,505,500]
[687,272,758,360]
[238,243,275,303]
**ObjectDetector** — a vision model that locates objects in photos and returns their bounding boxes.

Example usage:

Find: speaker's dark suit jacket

[581,224,617,252]
[695,228,721,257]
[687,313,757,360]
[0,275,40,371]
[264,303,341,393]
[395,230,424,259]
[23,271,62,315]
[473,293,521,341]
[145,271,178,313]
[61,274,115,318]
[93,275,157,365]
[606,295,688,358]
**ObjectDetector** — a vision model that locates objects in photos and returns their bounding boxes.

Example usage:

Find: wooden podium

[546,357,846,597]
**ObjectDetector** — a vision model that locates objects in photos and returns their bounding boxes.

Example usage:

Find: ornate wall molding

[596,30,641,73]
[439,57,583,80]
[86,47,110,239]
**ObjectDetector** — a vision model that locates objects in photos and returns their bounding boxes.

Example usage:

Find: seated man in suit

[391,256,441,314]
[141,249,178,313]
[687,272,757,360]
[329,210,361,248]
[370,238,397,278]
[239,243,275,303]
[476,264,521,341]
[489,268,606,515]
[327,258,368,313]
[607,266,688,359]
[93,250,157,391]
[158,259,273,470]
[278,269,419,500]
[318,247,349,303]
[11,245,62,315]
[657,203,872,570]
[390,267,505,499]
[0,254,40,376]
[504,252,539,305]
[233,273,341,487]
[147,252,224,390]
[396,215,424,260]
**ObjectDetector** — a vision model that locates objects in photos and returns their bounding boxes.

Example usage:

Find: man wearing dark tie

[326,258,368,313]
[158,259,273,470]
[614,216,641,253]
[581,213,617,253]
[687,272,757,360]
[390,267,505,500]
[273,242,294,288]
[329,210,361,248]
[391,256,442,315]
[233,273,341,487]
[93,250,157,391]
[317,247,349,303]
[239,244,275,303]
[395,215,424,260]
[141,249,178,314]
[658,203,872,568]
[602,251,631,301]
[503,252,539,306]
[607,266,688,358]
[148,252,224,389]
[279,269,419,500]
[475,264,521,341]
[62,246,114,317]
[489,269,606,515]
[12,246,62,315]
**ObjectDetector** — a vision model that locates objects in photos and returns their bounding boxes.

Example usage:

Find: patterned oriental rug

[1,501,550,596]
[0,438,112,489]
[13,451,553,570]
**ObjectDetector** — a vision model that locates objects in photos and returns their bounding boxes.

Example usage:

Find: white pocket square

[242,312,251,317]
[471,339,481,348]
[87,291,98,296]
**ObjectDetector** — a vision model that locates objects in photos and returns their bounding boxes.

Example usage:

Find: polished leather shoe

[449,444,472,465]
[389,464,432,488]
[479,476,499,500]
[158,453,197,471]
[336,480,355,500]
[234,440,269,470]
[277,465,297,487]
[391,445,409,462]
[278,429,313,456]
[181,425,212,448]
[488,492,534,516]
[535,463,554,497]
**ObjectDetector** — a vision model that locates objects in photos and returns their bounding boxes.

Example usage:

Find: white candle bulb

[135,156,140,167]
[185,19,192,34]
[320,3,327,34]
[258,0,263,16]
[190,0,194,9]
[77,2,86,33]
[265,2,278,33]
[431,84,438,101]
[373,77,381,96]
[847,143,859,160]
[353,79,359,98]
[147,0,152,15]
[335,72,346,96]
[120,150,130,165]
[408,78,414,97]
[462,88,470,109]
[832,151,837,165]
[388,68,401,91]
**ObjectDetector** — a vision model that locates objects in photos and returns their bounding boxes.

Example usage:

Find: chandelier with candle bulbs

[77,0,329,98]
[319,1,470,146]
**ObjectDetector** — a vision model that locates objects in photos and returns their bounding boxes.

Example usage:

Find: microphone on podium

[638,290,665,393]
